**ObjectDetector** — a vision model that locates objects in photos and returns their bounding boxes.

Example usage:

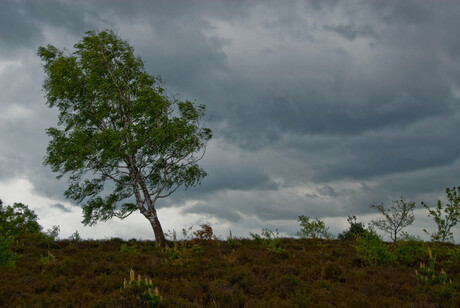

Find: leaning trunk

[147,213,166,247]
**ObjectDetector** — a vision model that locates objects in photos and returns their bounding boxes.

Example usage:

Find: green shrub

[446,246,460,265]
[120,243,138,254]
[123,269,162,307]
[68,230,81,241]
[45,225,60,240]
[416,247,452,285]
[0,228,17,267]
[249,228,284,253]
[394,233,427,265]
[338,216,368,240]
[354,229,396,265]
[296,215,332,240]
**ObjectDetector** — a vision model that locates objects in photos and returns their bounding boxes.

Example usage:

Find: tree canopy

[38,30,212,246]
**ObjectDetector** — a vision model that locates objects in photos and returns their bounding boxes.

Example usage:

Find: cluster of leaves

[0,200,43,267]
[249,228,285,253]
[296,215,332,240]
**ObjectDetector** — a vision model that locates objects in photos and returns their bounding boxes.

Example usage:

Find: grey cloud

[2,0,460,239]
[323,23,376,41]
[0,0,95,55]
[50,202,71,213]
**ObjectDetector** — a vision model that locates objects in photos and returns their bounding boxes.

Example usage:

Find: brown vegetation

[1,233,459,307]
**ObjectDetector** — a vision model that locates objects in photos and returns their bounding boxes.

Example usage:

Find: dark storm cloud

[0,0,94,54]
[1,0,460,238]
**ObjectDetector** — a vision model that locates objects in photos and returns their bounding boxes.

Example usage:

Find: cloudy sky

[1,0,460,242]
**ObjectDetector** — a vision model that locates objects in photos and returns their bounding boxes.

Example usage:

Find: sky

[1,0,460,242]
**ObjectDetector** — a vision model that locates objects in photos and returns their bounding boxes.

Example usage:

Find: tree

[296,215,332,240]
[0,199,42,267]
[37,30,212,247]
[422,186,460,243]
[369,197,415,242]
[0,201,42,238]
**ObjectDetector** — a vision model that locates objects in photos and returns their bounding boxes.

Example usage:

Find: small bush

[193,224,213,245]
[338,216,368,240]
[250,228,284,253]
[0,228,17,268]
[68,230,81,241]
[296,215,332,240]
[394,233,427,265]
[354,229,396,265]
[45,225,60,240]
[447,246,460,265]
[122,269,161,308]
[120,243,138,254]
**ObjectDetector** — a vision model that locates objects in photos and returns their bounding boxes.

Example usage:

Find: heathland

[1,229,459,307]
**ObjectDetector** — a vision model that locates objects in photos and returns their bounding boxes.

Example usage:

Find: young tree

[369,197,415,242]
[37,30,212,247]
[0,201,42,237]
[296,215,332,240]
[422,186,460,243]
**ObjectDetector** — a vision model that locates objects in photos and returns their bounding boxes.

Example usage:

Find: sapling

[422,186,460,243]
[369,197,416,242]
[296,215,332,240]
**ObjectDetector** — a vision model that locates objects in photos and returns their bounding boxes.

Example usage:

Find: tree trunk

[146,213,166,247]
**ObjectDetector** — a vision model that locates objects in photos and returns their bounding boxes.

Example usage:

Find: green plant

[120,243,138,254]
[0,201,42,238]
[394,233,427,265]
[163,241,202,267]
[338,215,368,240]
[38,30,212,247]
[422,186,460,243]
[369,197,416,242]
[296,215,332,240]
[250,228,284,253]
[354,229,396,265]
[68,230,81,241]
[40,250,56,275]
[123,269,161,307]
[45,225,60,240]
[0,228,17,268]
[446,246,460,265]
[416,247,452,285]
[227,230,241,248]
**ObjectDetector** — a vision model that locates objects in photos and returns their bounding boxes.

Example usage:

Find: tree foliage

[0,199,42,267]
[0,200,42,238]
[369,197,416,242]
[37,30,212,246]
[422,186,460,243]
[296,215,332,240]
